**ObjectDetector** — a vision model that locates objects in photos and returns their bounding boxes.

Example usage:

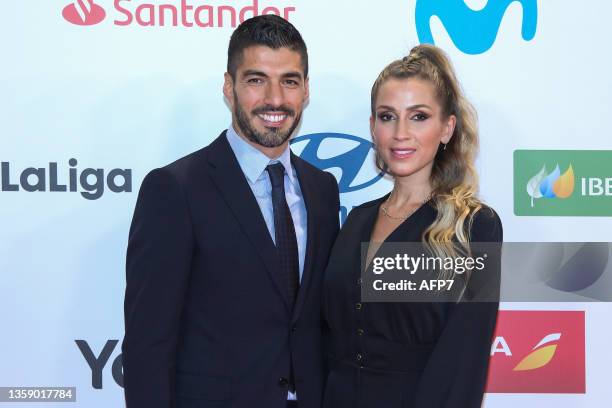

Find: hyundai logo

[291,133,384,194]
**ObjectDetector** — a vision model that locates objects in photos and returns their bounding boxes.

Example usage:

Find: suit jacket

[123,131,340,408]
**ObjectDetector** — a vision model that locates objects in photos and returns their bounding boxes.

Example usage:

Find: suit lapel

[206,132,290,309]
[290,153,318,323]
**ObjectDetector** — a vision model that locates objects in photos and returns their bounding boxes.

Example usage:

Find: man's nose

[264,82,284,108]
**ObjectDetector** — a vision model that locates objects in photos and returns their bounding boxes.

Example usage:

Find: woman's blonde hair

[371,44,483,274]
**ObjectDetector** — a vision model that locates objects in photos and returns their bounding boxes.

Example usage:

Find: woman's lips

[390,148,416,159]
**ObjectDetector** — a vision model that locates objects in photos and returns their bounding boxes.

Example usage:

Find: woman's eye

[412,113,429,121]
[378,113,395,122]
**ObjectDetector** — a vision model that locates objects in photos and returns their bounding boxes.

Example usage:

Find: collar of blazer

[206,131,319,318]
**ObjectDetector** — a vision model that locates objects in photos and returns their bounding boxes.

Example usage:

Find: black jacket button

[278,377,289,387]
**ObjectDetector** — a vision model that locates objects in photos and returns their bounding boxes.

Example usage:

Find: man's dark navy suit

[122,131,340,408]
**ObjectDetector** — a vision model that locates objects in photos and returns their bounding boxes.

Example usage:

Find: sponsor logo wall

[487,311,585,394]
[415,0,538,54]
[62,0,296,27]
[2,0,611,406]
[515,150,612,216]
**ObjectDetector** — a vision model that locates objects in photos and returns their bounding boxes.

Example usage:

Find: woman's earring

[443,143,447,151]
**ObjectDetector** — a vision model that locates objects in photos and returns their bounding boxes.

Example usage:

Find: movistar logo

[526,164,574,207]
[415,0,538,54]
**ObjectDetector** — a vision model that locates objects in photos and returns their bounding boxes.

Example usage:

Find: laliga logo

[512,333,561,371]
[415,0,538,54]
[291,133,383,194]
[63,0,106,26]
[526,163,574,207]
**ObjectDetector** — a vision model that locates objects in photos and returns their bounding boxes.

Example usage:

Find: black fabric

[123,131,340,408]
[267,162,300,307]
[322,194,503,408]
[267,162,300,393]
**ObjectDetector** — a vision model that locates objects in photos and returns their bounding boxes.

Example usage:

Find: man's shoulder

[155,132,227,182]
[291,153,335,184]
[162,145,208,178]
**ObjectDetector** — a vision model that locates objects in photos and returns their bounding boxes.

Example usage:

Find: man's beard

[233,93,302,148]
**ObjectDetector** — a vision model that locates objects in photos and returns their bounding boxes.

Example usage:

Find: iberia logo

[62,0,106,26]
[512,333,561,371]
[526,163,574,207]
[486,311,585,393]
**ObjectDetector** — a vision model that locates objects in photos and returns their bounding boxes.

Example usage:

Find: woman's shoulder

[353,194,388,211]
[342,194,388,225]
[469,204,503,243]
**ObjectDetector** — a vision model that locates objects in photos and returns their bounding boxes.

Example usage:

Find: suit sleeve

[327,171,340,234]
[122,168,194,408]
[413,208,503,408]
[321,171,341,374]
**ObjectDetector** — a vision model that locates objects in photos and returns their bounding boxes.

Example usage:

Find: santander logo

[63,0,106,26]
[62,1,295,28]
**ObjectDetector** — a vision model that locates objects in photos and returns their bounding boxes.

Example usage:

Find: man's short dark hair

[227,15,308,80]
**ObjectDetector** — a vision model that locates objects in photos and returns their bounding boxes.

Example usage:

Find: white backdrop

[2,0,611,406]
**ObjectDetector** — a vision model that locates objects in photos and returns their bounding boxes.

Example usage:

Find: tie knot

[266,162,285,188]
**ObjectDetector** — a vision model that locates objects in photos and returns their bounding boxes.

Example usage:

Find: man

[122,15,340,408]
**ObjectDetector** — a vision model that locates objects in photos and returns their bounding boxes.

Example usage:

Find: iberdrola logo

[526,164,574,207]
[513,333,561,371]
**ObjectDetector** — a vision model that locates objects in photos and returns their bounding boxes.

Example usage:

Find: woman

[322,44,503,408]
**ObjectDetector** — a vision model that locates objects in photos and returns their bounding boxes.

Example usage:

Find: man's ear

[303,76,310,102]
[223,72,234,108]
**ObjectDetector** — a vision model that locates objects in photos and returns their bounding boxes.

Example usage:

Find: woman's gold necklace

[380,193,433,221]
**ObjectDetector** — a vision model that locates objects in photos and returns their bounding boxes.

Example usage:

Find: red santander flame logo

[486,311,585,393]
[62,0,106,26]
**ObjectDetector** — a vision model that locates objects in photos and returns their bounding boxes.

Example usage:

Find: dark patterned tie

[266,162,300,306]
[267,162,299,394]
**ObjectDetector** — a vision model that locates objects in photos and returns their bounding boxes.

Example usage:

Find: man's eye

[284,79,299,86]
[247,78,264,84]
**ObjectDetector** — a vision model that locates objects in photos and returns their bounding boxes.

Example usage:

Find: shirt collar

[226,125,296,186]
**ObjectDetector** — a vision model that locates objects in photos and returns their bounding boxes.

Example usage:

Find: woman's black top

[322,194,503,408]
